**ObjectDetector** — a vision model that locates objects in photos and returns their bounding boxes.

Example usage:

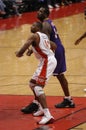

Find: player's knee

[34,86,44,97]
[29,79,36,90]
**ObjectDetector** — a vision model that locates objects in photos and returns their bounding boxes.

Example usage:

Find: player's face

[37,8,46,22]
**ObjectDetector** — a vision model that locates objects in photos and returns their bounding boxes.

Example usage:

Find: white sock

[33,100,39,104]
[43,108,51,117]
[64,96,72,100]
[64,96,74,104]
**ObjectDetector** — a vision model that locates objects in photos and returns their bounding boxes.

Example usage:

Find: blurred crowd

[0,0,84,19]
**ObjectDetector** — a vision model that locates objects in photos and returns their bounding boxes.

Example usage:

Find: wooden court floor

[0,2,86,130]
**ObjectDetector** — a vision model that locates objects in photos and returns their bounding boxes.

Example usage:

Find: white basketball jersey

[31,32,57,86]
[32,32,54,60]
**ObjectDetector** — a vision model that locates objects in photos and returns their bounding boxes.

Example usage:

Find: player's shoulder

[30,33,38,41]
[43,21,51,30]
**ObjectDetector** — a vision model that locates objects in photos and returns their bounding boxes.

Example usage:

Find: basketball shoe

[33,103,44,116]
[55,98,75,108]
[33,109,44,116]
[38,115,54,125]
[21,102,39,114]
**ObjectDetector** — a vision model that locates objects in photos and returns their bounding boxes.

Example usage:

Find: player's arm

[74,32,86,45]
[50,41,57,52]
[15,34,35,57]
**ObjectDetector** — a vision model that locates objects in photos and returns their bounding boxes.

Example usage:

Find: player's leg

[33,56,57,124]
[33,86,54,125]
[54,45,75,108]
[21,79,39,114]
[57,74,69,96]
[55,74,75,108]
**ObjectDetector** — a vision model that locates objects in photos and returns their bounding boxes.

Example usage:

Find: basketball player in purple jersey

[21,7,75,114]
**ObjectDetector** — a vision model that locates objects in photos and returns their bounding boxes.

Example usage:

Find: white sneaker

[55,4,60,8]
[84,88,86,92]
[38,115,54,125]
[48,5,53,9]
[33,109,44,116]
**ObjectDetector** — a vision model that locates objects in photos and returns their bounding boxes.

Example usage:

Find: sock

[43,108,52,117]
[64,96,74,104]
[64,96,72,100]
[33,100,39,105]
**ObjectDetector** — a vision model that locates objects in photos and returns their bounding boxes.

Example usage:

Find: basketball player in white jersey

[16,22,57,125]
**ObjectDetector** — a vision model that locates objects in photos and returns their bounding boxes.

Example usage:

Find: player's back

[44,19,62,46]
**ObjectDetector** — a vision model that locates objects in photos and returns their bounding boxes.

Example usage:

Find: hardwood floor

[0,2,86,129]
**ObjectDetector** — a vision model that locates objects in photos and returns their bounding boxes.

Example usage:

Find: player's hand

[26,49,33,56]
[74,39,81,45]
[15,51,23,57]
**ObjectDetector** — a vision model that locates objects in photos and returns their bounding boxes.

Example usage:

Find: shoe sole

[55,105,75,108]
[21,108,38,114]
[37,118,55,125]
[21,110,33,114]
[46,118,55,124]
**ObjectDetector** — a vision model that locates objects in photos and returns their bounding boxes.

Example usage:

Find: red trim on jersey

[35,47,48,86]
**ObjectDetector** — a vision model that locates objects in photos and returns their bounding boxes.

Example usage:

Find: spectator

[10,0,21,16]
[3,0,21,17]
[0,0,6,16]
[47,0,60,8]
